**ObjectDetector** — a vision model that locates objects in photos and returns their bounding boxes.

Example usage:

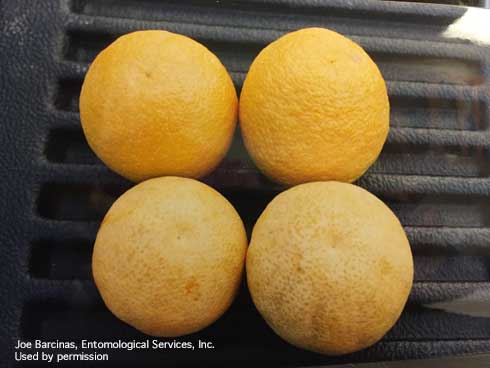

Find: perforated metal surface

[1,0,490,366]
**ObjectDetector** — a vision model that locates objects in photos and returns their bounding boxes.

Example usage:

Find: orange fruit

[80,30,237,182]
[246,181,413,355]
[239,28,389,185]
[92,177,247,336]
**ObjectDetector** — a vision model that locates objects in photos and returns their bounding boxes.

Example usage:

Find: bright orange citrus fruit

[240,28,389,185]
[80,30,237,182]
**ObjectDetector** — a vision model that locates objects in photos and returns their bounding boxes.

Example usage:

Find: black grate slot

[64,31,117,63]
[45,128,100,165]
[54,78,82,112]
[372,144,490,177]
[382,195,490,228]
[29,239,93,280]
[36,183,131,222]
[386,305,490,340]
[407,227,490,256]
[414,255,490,281]
[389,96,489,131]
[374,54,483,86]
[21,301,103,340]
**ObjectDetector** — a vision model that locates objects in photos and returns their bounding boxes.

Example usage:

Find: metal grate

[1,0,490,366]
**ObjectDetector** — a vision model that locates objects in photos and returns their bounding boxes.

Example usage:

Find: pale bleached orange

[246,181,413,355]
[93,177,248,336]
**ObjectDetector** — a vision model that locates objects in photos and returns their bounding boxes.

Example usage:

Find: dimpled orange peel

[92,177,248,336]
[246,181,413,354]
[80,30,238,182]
[239,28,389,185]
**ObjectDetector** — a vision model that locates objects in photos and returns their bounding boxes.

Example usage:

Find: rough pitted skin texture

[246,182,413,355]
[92,177,248,336]
[239,28,389,185]
[80,30,238,182]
